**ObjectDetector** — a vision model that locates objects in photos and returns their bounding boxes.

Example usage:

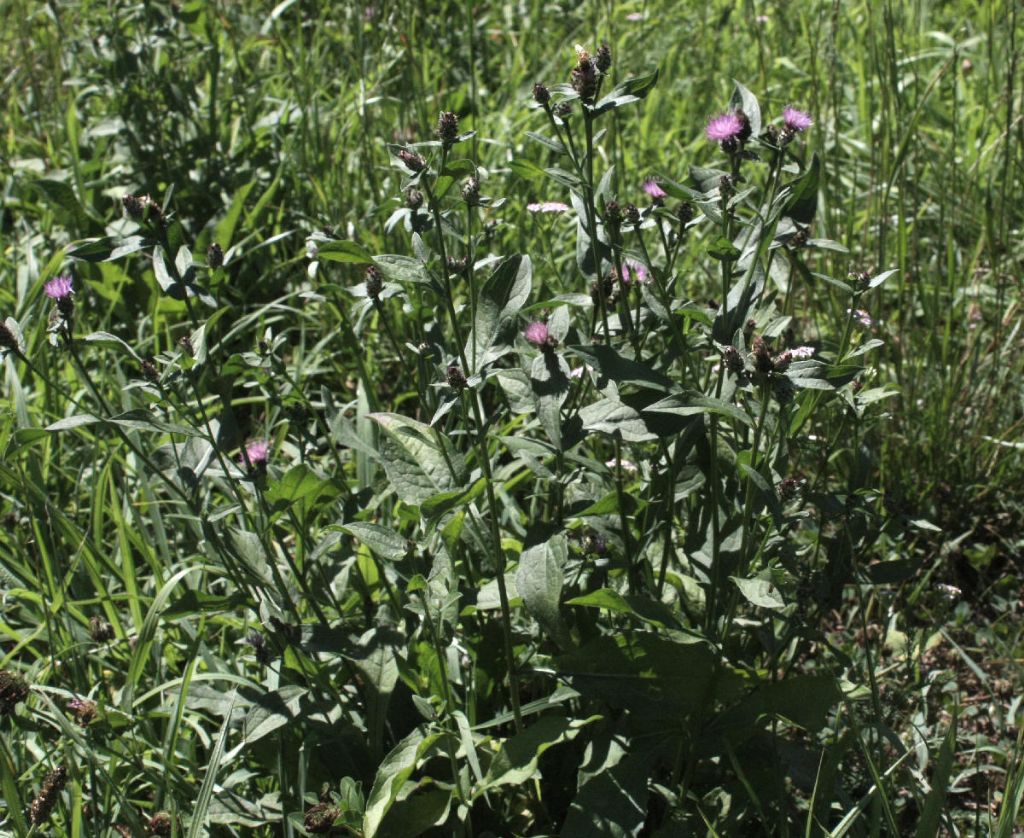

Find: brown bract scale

[398,149,426,173]
[0,669,29,716]
[29,766,67,826]
[304,803,341,834]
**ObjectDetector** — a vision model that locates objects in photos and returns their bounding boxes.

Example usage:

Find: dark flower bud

[207,242,223,269]
[723,345,745,375]
[777,476,800,501]
[0,322,18,354]
[89,616,114,643]
[461,176,480,206]
[677,202,695,226]
[553,101,573,119]
[735,109,752,143]
[446,255,469,275]
[762,124,780,146]
[850,270,871,292]
[123,194,163,224]
[773,350,793,373]
[28,766,67,826]
[582,531,607,556]
[0,669,29,716]
[179,335,193,357]
[852,378,864,394]
[571,57,599,102]
[604,200,622,231]
[595,42,612,72]
[398,149,426,173]
[533,83,551,105]
[304,803,341,834]
[625,203,641,227]
[752,336,774,374]
[147,812,174,836]
[789,226,809,249]
[68,697,97,727]
[247,630,272,665]
[140,358,159,383]
[406,187,423,209]
[719,175,735,199]
[721,136,740,155]
[436,111,459,148]
[364,265,383,299]
[590,275,616,307]
[446,364,468,391]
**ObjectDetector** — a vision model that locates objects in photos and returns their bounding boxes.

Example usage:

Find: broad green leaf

[783,153,820,224]
[645,393,753,427]
[369,413,467,506]
[567,344,675,392]
[363,728,442,836]
[516,534,570,648]
[467,254,532,372]
[340,522,409,561]
[729,79,762,136]
[476,714,598,794]
[577,398,655,442]
[731,576,785,610]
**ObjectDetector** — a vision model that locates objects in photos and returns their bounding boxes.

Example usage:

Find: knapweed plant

[3,18,1019,837]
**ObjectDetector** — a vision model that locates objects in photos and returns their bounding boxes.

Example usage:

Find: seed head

[436,111,459,148]
[364,265,383,299]
[304,803,341,834]
[28,766,67,826]
[68,697,97,727]
[399,189,421,212]
[461,176,480,206]
[89,616,115,643]
[207,242,224,269]
[571,56,599,102]
[446,364,468,391]
[0,321,19,354]
[398,149,426,173]
[0,670,29,716]
[146,812,174,836]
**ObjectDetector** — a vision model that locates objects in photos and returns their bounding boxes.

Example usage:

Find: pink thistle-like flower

[618,258,650,285]
[706,112,743,143]
[847,308,873,327]
[605,457,638,474]
[43,275,73,300]
[625,11,645,21]
[782,106,813,132]
[243,439,270,467]
[642,179,666,200]
[523,321,555,349]
[526,201,570,214]
[789,345,816,359]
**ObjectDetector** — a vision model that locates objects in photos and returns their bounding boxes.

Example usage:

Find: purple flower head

[524,321,556,350]
[847,308,873,327]
[43,275,73,300]
[243,439,270,467]
[527,201,569,214]
[618,258,650,285]
[642,179,667,200]
[783,106,813,132]
[706,112,743,143]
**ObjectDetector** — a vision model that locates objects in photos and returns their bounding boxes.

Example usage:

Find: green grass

[0,0,1022,835]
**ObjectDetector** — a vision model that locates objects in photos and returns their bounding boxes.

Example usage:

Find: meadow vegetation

[0,0,1022,835]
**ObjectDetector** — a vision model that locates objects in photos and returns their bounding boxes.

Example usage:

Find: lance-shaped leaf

[369,413,467,506]
[466,254,532,373]
[516,534,571,648]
